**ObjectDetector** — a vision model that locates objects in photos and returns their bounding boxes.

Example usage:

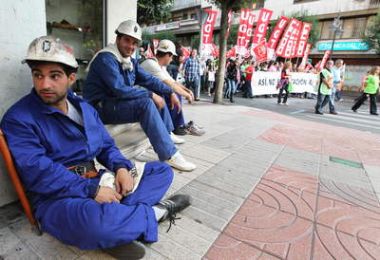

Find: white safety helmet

[23,36,78,69]
[157,39,177,56]
[115,20,142,41]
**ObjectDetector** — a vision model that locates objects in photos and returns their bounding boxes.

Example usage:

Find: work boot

[103,241,146,260]
[157,194,191,232]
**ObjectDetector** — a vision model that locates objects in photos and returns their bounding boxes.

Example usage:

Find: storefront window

[45,0,104,91]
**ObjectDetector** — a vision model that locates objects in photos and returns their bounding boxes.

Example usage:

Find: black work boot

[157,194,191,232]
[103,241,146,259]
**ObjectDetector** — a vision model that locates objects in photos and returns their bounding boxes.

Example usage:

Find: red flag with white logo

[267,16,289,50]
[251,8,273,47]
[295,22,312,57]
[202,9,218,56]
[236,9,255,56]
[276,18,302,58]
[253,39,268,62]
[298,43,312,70]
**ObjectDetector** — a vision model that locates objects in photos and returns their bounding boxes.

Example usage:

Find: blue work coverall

[83,52,177,161]
[0,89,173,249]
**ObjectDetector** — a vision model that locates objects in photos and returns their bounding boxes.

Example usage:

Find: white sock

[153,206,167,221]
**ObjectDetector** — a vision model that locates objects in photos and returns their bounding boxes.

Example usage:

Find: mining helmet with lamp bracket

[23,36,78,69]
[115,20,142,41]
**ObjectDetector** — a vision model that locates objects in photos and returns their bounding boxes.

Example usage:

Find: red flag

[181,46,190,59]
[253,39,267,62]
[251,8,273,47]
[299,43,312,70]
[211,43,219,58]
[276,18,302,58]
[202,9,218,45]
[225,10,233,39]
[226,46,236,58]
[295,22,312,57]
[267,16,289,50]
[236,9,255,55]
[289,21,303,58]
[318,50,331,70]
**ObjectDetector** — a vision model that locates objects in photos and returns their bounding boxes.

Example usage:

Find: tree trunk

[213,1,229,104]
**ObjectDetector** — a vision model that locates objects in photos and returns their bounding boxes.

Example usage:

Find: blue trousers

[164,93,185,129]
[35,162,173,250]
[97,97,176,161]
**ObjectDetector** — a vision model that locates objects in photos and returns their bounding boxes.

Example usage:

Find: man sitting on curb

[83,20,196,171]
[140,39,205,136]
[0,36,191,259]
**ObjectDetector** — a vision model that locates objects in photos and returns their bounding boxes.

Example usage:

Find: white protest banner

[289,72,318,94]
[295,22,312,57]
[251,72,318,95]
[251,71,280,95]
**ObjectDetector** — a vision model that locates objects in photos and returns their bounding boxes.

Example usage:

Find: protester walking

[315,60,337,115]
[277,61,292,105]
[352,66,380,115]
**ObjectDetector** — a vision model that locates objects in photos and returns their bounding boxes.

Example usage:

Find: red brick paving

[205,163,380,259]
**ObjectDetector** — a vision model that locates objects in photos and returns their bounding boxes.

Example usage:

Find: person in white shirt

[140,40,205,136]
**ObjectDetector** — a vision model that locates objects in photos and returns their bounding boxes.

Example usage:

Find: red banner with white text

[276,18,302,58]
[201,9,218,55]
[251,8,273,47]
[298,43,312,70]
[236,9,255,56]
[295,22,312,57]
[267,16,289,50]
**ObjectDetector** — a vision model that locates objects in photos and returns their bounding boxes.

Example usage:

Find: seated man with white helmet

[83,20,196,171]
[0,36,191,259]
[140,39,205,136]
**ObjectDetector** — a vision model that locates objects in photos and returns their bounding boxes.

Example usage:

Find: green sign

[318,41,369,51]
[329,156,363,169]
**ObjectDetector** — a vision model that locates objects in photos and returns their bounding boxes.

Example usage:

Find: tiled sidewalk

[1,102,380,259]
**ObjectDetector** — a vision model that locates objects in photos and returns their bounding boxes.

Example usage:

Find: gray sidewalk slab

[1,101,380,259]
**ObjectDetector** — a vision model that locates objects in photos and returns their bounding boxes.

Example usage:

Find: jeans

[164,93,185,129]
[329,85,337,112]
[225,79,236,99]
[186,78,200,99]
[243,80,253,98]
[315,93,332,113]
[97,97,176,161]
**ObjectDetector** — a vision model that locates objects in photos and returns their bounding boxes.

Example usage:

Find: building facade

[0,0,137,206]
[145,0,380,89]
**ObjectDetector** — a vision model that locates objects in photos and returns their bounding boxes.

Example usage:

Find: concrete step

[105,123,151,159]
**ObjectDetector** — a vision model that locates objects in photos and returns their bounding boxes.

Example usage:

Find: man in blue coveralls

[83,20,196,172]
[0,36,191,259]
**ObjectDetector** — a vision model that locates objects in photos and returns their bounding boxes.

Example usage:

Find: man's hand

[115,168,134,196]
[152,93,166,110]
[170,93,181,113]
[183,87,194,103]
[95,186,122,203]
